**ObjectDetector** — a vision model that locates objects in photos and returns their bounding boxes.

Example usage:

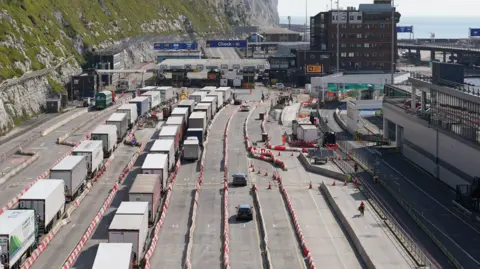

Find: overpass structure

[398,43,480,65]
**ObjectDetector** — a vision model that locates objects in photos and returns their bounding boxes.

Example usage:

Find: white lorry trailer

[199,86,216,93]
[207,92,223,110]
[194,103,212,122]
[141,154,168,188]
[297,124,318,141]
[72,140,104,176]
[216,87,232,104]
[156,86,175,103]
[188,111,207,131]
[171,107,189,127]
[165,116,185,141]
[108,214,147,265]
[129,96,150,117]
[0,210,37,269]
[150,139,176,172]
[92,243,133,269]
[177,99,195,116]
[50,155,88,201]
[201,96,217,116]
[141,91,161,108]
[106,113,129,141]
[91,125,118,157]
[18,180,65,234]
[129,174,162,223]
[189,91,207,103]
[116,202,149,227]
[158,125,180,153]
[117,104,138,128]
[183,137,200,161]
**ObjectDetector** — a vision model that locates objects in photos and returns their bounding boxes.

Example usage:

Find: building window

[356,33,362,38]
[341,44,347,48]
[356,24,362,28]
[380,23,385,28]
[341,33,346,38]
[341,52,347,57]
[365,53,370,57]
[348,52,354,57]
[365,24,370,29]
[364,43,369,48]
[357,15,362,20]
[341,24,347,28]
[372,52,377,57]
[356,43,362,48]
[349,15,354,20]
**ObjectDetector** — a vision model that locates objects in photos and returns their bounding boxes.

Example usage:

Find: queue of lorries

[0,86,233,269]
[0,86,179,269]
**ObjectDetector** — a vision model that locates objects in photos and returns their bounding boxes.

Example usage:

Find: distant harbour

[280,16,480,39]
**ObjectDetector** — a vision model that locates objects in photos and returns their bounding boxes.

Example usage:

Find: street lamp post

[390,0,395,84]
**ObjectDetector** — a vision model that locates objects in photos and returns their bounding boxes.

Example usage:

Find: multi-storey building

[310,0,400,72]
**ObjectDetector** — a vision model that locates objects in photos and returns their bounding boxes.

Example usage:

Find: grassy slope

[0,0,228,80]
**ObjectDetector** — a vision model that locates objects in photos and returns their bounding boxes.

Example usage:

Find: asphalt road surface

[204,47,241,59]
[29,128,154,269]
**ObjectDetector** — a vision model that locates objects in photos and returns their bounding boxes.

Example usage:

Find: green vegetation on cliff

[0,0,229,80]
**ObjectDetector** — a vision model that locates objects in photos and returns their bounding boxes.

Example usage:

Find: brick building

[310,0,401,72]
[260,27,302,42]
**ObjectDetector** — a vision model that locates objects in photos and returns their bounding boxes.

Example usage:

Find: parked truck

[207,92,223,110]
[200,96,217,116]
[297,124,318,141]
[158,125,180,153]
[117,104,138,128]
[141,154,169,187]
[138,86,157,95]
[194,103,212,122]
[92,243,134,269]
[18,180,65,234]
[177,99,195,116]
[91,125,118,157]
[183,137,200,161]
[150,139,176,172]
[50,156,88,201]
[186,128,205,143]
[171,107,189,128]
[188,111,207,131]
[141,91,161,109]
[129,96,150,117]
[189,91,207,103]
[95,91,113,110]
[106,113,129,141]
[72,140,104,176]
[199,86,216,93]
[116,202,149,225]
[108,213,148,265]
[129,174,162,223]
[0,210,38,269]
[156,86,175,103]
[216,87,232,104]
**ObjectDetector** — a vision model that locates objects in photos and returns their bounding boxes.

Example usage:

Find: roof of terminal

[158,59,270,70]
[260,27,300,35]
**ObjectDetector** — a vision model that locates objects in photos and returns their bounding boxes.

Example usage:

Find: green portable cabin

[95,91,113,110]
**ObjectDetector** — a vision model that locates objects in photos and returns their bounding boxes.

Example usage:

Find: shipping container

[129,174,162,223]
[138,86,157,95]
[189,112,207,131]
[158,125,181,153]
[150,139,175,171]
[207,92,223,110]
[129,96,150,117]
[165,116,185,141]
[177,99,196,116]
[189,91,207,103]
[194,103,212,122]
[0,210,37,269]
[91,125,118,157]
[73,140,104,176]
[108,214,147,265]
[107,113,129,140]
[297,124,318,141]
[50,156,88,200]
[156,86,175,103]
[92,243,134,269]
[117,103,138,127]
[95,91,113,110]
[141,154,169,185]
[216,87,232,104]
[186,128,205,143]
[171,107,189,127]
[141,91,161,108]
[183,138,200,160]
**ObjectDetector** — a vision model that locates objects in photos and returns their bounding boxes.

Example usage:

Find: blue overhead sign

[153,42,197,50]
[397,26,413,33]
[470,28,480,37]
[206,40,247,48]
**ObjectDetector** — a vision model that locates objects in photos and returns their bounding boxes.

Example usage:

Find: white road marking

[273,224,277,228]
[40,143,44,147]
[208,224,210,228]
[243,224,246,228]
[72,224,76,228]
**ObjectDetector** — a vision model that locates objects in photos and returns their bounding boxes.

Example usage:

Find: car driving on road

[232,173,248,186]
[236,204,253,221]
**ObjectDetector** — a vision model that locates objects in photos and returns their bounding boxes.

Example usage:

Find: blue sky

[278,0,480,17]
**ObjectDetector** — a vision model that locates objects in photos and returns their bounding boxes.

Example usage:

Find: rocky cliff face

[0,0,278,135]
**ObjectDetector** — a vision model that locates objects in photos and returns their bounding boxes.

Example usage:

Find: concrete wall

[297,153,347,181]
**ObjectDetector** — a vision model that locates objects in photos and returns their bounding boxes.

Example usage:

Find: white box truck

[189,91,207,103]
[116,202,149,226]
[158,125,180,153]
[171,107,189,127]
[91,125,118,157]
[297,124,318,141]
[138,86,157,95]
[183,137,200,161]
[177,99,195,116]
[92,243,133,269]
[50,155,88,201]
[199,86,216,93]
[216,87,232,104]
[73,140,104,176]
[108,214,147,265]
[188,111,207,131]
[117,103,138,128]
[107,113,128,141]
[141,154,169,187]
[129,96,150,117]
[156,86,175,103]
[150,139,175,171]
[201,96,217,116]
[165,116,185,140]
[18,180,65,233]
[0,210,37,269]
[207,92,223,110]
[129,174,162,223]
[142,91,161,108]
[194,103,212,122]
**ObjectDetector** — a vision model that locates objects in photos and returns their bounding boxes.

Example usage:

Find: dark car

[236,204,253,221]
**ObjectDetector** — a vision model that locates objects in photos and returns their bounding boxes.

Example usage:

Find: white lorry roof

[300,124,317,130]
[0,210,34,235]
[51,156,85,171]
[130,96,149,102]
[179,99,195,106]
[93,243,133,269]
[118,103,137,110]
[190,92,206,96]
[73,140,103,152]
[21,179,64,200]
[166,116,183,125]
[109,214,143,230]
[157,86,172,90]
[184,139,199,145]
[107,113,127,122]
[195,103,210,108]
[159,126,178,136]
[140,86,157,91]
[151,139,174,152]
[172,107,188,115]
[92,124,117,134]
[216,87,231,91]
[142,154,168,170]
[189,111,206,119]
[130,174,159,193]
[117,201,148,215]
[202,96,216,102]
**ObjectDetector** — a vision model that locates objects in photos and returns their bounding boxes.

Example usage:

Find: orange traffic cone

[252,167,255,172]
[268,182,272,189]
[278,151,281,156]
[332,180,336,186]
[344,180,347,186]
[291,152,294,156]
[272,172,276,180]
[264,171,268,176]
[373,176,378,184]
[250,163,253,168]
[308,181,312,189]
[257,169,261,174]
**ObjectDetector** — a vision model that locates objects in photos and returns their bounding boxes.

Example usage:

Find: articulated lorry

[150,139,176,172]
[72,140,104,177]
[91,125,118,157]
[117,104,138,129]
[92,243,134,269]
[183,137,200,161]
[50,156,88,201]
[129,175,162,223]
[106,113,129,141]
[141,154,169,188]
